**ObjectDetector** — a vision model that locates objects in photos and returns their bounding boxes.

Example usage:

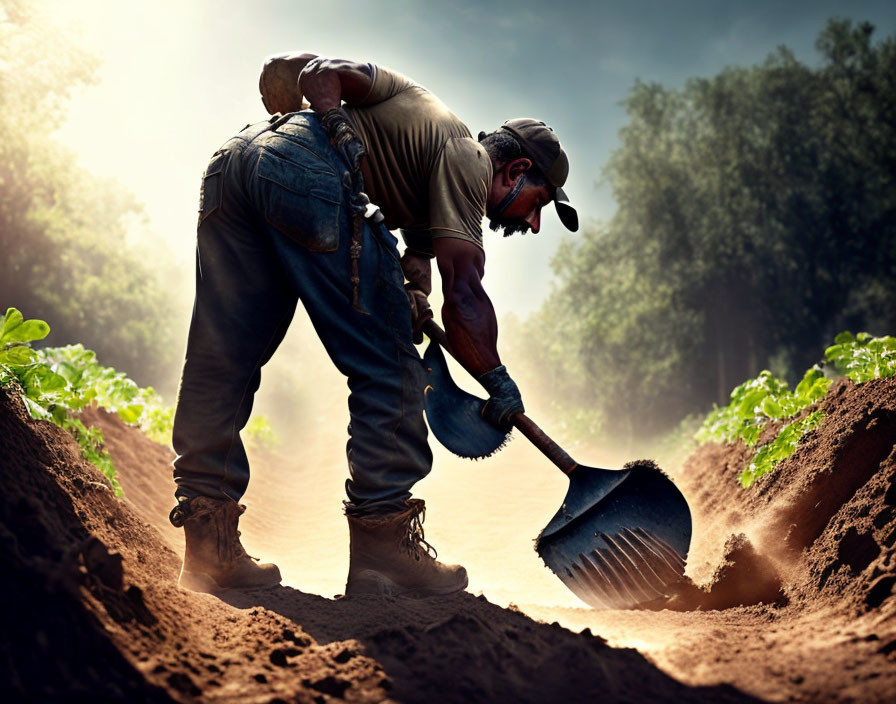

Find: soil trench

[2,376,896,702]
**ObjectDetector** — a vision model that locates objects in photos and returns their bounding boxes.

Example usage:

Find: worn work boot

[171,496,281,593]
[345,499,468,598]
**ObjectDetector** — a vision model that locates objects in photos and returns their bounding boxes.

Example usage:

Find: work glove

[478,365,525,431]
[405,285,433,344]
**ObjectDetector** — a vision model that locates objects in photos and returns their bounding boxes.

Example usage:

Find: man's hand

[478,365,525,430]
[401,251,433,344]
[298,57,374,113]
[400,251,432,295]
[405,287,433,344]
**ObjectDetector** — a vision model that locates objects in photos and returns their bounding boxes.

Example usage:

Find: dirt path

[524,602,895,703]
[3,376,896,702]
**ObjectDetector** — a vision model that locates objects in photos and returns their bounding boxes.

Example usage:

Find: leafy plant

[1,307,121,493]
[2,308,280,494]
[697,330,894,488]
[739,411,825,488]
[38,344,172,442]
[696,367,830,447]
[824,331,896,382]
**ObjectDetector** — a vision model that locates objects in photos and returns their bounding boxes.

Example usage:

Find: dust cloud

[236,306,589,609]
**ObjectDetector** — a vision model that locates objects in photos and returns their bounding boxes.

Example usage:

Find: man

[168,52,578,597]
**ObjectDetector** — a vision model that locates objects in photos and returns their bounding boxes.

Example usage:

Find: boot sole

[178,568,281,594]
[345,569,469,599]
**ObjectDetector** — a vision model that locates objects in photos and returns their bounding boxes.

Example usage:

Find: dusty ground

[2,376,896,702]
[523,377,896,703]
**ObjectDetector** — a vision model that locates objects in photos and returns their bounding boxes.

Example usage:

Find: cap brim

[554,187,578,232]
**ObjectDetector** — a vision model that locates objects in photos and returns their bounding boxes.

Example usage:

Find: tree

[0,0,175,385]
[517,19,896,448]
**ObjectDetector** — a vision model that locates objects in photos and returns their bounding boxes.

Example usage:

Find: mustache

[487,217,531,237]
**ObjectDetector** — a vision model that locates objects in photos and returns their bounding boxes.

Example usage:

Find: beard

[487,215,531,237]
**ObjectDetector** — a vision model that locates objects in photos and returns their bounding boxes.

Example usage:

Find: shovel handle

[422,320,578,475]
[511,414,577,475]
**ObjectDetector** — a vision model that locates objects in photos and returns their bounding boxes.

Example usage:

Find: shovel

[421,321,692,610]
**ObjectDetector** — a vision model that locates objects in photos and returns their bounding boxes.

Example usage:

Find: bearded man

[168,52,578,597]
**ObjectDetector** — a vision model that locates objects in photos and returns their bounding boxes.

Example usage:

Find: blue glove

[478,365,524,431]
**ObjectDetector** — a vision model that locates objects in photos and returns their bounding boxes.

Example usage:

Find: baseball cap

[498,118,578,232]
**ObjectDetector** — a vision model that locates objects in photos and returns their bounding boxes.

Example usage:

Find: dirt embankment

[520,378,896,704]
[672,377,896,616]
[2,387,757,703]
[2,376,895,702]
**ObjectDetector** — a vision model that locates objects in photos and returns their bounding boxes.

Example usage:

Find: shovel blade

[536,461,691,610]
[422,341,509,459]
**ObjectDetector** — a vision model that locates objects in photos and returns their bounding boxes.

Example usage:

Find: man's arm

[259,53,376,115]
[298,58,375,113]
[434,238,524,429]
[433,238,500,376]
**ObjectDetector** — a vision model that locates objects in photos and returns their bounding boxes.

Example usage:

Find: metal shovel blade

[422,340,509,459]
[536,462,692,610]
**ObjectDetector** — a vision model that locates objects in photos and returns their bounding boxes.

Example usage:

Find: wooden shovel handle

[422,320,578,475]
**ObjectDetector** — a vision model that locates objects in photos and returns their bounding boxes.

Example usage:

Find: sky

[49,0,896,314]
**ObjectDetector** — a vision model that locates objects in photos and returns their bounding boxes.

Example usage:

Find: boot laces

[215,503,258,563]
[236,504,261,561]
[402,502,438,562]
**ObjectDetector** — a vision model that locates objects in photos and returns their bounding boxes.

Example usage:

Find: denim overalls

[171,111,432,516]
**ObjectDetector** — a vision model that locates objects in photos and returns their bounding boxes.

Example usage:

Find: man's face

[487,181,553,237]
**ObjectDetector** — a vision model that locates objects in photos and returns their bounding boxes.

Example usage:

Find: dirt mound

[798,445,896,614]
[1,388,389,702]
[674,378,896,614]
[6,375,896,701]
[518,377,896,703]
[663,534,784,611]
[2,387,762,703]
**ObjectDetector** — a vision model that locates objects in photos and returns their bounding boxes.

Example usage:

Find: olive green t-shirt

[345,64,492,254]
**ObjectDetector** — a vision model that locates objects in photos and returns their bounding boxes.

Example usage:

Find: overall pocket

[256,144,343,252]
[198,149,228,226]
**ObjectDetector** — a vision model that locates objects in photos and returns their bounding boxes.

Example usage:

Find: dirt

[2,376,896,702]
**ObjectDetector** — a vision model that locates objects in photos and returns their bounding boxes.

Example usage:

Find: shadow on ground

[223,586,765,704]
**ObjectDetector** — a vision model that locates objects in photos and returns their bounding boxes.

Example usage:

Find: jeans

[171,112,432,516]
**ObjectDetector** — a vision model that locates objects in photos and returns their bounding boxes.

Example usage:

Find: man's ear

[506,157,533,184]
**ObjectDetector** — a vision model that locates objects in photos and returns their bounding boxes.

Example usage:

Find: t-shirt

[345,65,491,254]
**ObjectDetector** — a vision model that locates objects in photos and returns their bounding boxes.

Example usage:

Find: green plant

[37,344,174,443]
[1,307,121,493]
[697,330,895,488]
[739,410,825,488]
[244,415,279,449]
[824,331,896,382]
[696,367,830,447]
[2,308,281,493]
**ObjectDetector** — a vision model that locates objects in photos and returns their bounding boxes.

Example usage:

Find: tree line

[511,19,896,447]
[0,0,176,386]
